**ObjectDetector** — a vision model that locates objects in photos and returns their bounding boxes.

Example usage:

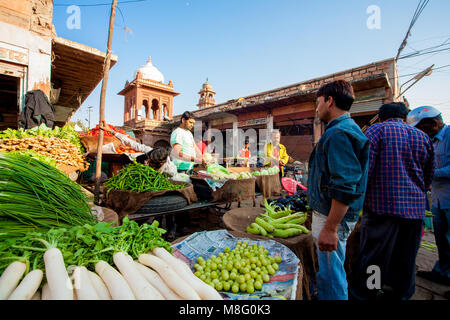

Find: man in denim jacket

[307,80,370,300]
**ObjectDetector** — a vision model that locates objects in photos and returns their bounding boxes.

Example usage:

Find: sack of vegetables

[104,162,198,220]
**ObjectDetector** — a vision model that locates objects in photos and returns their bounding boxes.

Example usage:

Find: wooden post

[94,0,118,204]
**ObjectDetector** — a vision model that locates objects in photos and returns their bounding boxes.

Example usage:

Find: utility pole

[397,64,434,98]
[94,0,117,205]
[87,106,93,129]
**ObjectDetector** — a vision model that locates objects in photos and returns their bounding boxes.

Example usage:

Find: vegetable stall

[0,125,315,300]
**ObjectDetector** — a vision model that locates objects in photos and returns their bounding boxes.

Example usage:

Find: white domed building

[133,56,165,83]
[118,56,179,148]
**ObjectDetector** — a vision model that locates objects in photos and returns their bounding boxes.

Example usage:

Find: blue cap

[406,106,441,127]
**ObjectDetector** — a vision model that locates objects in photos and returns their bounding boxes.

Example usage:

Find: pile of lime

[193,240,282,294]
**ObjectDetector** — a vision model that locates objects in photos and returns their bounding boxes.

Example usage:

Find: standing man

[407,106,450,294]
[348,103,434,300]
[307,80,370,300]
[170,111,205,174]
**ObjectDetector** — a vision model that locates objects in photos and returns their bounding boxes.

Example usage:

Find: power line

[54,0,147,7]
[399,45,450,60]
[398,64,450,78]
[395,0,430,61]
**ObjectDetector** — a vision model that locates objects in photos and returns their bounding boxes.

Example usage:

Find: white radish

[0,261,27,300]
[8,269,43,300]
[41,283,51,300]
[73,266,100,300]
[134,261,181,300]
[113,252,164,300]
[88,271,111,300]
[43,248,73,300]
[95,260,135,300]
[31,291,41,300]
[138,253,201,300]
[152,247,223,300]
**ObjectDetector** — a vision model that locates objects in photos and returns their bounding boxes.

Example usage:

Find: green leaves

[0,216,172,275]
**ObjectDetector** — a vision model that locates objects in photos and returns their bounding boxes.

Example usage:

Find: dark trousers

[348,209,423,300]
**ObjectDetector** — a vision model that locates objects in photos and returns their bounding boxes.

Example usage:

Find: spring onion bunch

[0,152,96,235]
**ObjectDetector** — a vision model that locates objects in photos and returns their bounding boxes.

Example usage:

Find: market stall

[0,124,316,300]
[190,163,281,207]
[79,124,142,178]
[0,124,89,180]
[172,229,302,300]
[0,152,225,300]
[222,206,317,300]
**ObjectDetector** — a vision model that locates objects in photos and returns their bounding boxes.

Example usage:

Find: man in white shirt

[170,111,205,174]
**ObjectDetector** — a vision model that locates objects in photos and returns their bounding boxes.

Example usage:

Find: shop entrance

[0,74,20,130]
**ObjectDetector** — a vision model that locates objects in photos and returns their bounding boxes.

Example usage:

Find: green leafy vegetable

[0,216,172,275]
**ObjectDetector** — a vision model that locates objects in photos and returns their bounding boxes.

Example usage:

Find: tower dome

[134,56,164,83]
[197,78,216,109]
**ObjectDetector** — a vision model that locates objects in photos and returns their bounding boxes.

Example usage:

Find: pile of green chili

[104,161,185,194]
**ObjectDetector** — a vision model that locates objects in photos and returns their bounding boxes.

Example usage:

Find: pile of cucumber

[246,199,309,238]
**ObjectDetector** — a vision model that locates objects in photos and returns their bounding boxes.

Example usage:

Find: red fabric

[196,141,207,155]
[240,148,250,159]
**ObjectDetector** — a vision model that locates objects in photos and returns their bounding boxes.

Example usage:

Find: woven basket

[80,136,122,153]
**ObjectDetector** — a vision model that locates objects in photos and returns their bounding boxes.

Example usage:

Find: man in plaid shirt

[348,102,434,300]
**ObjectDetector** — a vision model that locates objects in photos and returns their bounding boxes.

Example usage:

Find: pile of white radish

[0,246,223,300]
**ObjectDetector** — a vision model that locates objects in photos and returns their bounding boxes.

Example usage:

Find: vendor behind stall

[264,130,290,177]
[239,137,251,167]
[170,111,206,174]
[99,123,177,177]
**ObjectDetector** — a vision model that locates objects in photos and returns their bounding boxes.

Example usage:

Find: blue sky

[52,0,450,127]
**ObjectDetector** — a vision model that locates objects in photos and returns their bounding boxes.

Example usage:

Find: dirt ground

[412,230,449,300]
[170,194,449,300]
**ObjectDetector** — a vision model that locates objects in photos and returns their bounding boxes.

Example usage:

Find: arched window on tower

[151,99,159,120]
[141,100,149,120]
[161,104,168,120]
[130,98,135,119]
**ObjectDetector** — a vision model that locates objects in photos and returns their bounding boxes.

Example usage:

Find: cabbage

[207,163,230,175]
[239,172,252,180]
[203,153,213,162]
